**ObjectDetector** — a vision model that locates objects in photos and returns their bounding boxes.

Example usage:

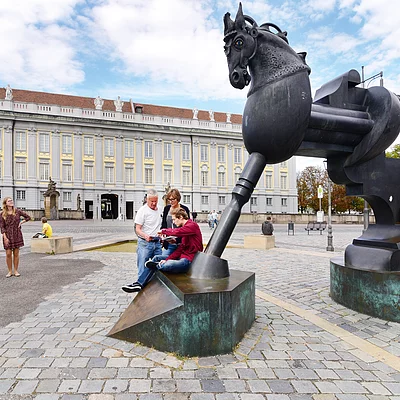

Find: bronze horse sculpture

[108,4,400,356]
[190,3,400,321]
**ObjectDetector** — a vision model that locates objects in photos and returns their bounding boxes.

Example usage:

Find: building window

[135,105,143,113]
[144,141,153,158]
[280,174,287,189]
[182,170,191,186]
[62,135,72,154]
[266,173,272,189]
[251,197,257,206]
[164,168,172,184]
[104,138,114,157]
[201,195,209,205]
[200,145,208,162]
[219,196,226,205]
[105,166,114,183]
[218,171,225,187]
[39,133,50,153]
[16,190,26,200]
[234,147,242,164]
[266,197,272,206]
[84,137,94,156]
[125,166,134,184]
[145,165,153,184]
[164,142,172,160]
[15,161,26,180]
[218,146,225,163]
[39,163,50,181]
[0,160,2,178]
[183,195,191,204]
[125,140,134,158]
[201,171,208,186]
[84,165,94,182]
[182,143,190,161]
[62,164,72,182]
[63,192,72,202]
[16,132,27,151]
[281,198,287,207]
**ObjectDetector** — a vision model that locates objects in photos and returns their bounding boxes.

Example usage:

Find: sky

[1,0,400,172]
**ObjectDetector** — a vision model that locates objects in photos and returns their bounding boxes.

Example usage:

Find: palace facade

[0,86,297,219]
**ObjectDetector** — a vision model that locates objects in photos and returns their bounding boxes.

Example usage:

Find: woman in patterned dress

[0,197,31,277]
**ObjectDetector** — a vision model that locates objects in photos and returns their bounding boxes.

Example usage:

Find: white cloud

[87,0,246,101]
[0,0,85,91]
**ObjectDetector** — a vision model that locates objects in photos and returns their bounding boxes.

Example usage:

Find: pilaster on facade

[115,135,124,188]
[73,131,83,187]
[95,134,104,187]
[2,125,13,186]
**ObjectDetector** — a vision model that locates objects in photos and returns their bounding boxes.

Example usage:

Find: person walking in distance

[122,189,162,292]
[0,197,31,277]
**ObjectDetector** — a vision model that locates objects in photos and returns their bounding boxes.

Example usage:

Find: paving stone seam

[255,289,400,373]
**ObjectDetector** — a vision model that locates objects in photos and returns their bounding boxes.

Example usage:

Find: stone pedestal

[244,234,275,249]
[108,269,255,357]
[330,257,400,322]
[31,236,73,254]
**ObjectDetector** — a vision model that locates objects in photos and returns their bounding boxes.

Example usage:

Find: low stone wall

[22,210,84,220]
[195,212,375,225]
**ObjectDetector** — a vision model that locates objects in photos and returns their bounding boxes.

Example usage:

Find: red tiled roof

[0,87,243,124]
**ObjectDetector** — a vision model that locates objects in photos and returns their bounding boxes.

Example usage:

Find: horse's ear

[223,12,235,36]
[234,2,246,31]
[297,52,307,62]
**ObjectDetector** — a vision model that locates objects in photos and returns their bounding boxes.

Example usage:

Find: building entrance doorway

[101,194,118,219]
[85,201,93,219]
[126,201,133,219]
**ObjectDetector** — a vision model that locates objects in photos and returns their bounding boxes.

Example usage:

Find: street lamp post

[324,160,334,251]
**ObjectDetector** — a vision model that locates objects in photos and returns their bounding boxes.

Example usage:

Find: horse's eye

[234,38,244,49]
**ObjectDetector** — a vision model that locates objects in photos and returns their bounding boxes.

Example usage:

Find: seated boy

[122,208,203,293]
[41,217,53,238]
[32,217,53,238]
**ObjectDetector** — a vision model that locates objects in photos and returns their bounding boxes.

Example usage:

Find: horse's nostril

[232,71,240,82]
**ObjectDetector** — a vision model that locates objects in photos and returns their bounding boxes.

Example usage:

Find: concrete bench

[31,236,73,254]
[244,234,275,249]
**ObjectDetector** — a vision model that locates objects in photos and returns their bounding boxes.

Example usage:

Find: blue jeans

[137,255,191,287]
[136,238,162,277]
[162,243,178,258]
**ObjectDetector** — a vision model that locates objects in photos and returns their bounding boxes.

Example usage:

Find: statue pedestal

[330,257,400,322]
[244,234,275,249]
[108,269,255,357]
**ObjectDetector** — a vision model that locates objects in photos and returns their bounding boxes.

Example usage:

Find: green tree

[386,144,400,158]
[297,166,365,214]
[296,166,326,213]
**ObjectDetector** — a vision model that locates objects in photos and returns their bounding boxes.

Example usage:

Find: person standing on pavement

[122,189,162,292]
[122,208,203,293]
[0,197,31,278]
[161,188,190,257]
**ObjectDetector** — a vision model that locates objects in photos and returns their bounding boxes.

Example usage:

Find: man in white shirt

[122,188,162,293]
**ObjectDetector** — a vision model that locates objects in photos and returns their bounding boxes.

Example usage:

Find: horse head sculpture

[224,3,310,95]
[223,3,313,163]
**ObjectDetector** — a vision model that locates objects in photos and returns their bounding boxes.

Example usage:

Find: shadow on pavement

[0,252,105,328]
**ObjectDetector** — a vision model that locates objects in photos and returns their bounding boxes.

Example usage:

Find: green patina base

[330,257,400,322]
[108,269,255,357]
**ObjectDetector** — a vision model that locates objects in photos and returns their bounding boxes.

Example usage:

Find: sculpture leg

[189,152,266,279]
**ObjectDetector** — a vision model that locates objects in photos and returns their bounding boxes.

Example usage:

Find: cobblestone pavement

[0,220,399,399]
